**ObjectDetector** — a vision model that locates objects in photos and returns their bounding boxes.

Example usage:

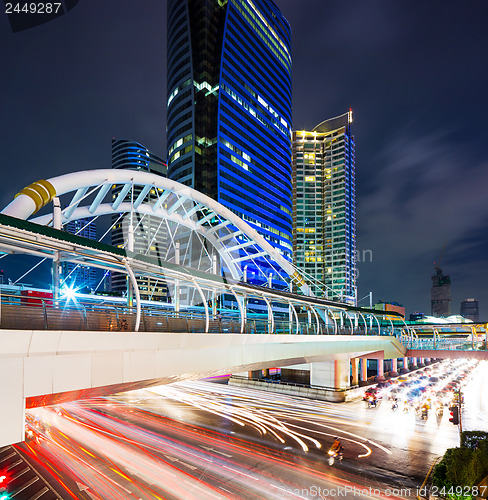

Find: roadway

[10,363,486,499]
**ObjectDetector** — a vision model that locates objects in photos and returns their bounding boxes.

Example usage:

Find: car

[363,387,379,401]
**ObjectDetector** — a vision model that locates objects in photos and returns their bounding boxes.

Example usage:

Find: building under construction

[431,267,451,317]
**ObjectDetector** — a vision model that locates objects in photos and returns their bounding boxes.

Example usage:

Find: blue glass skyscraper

[167,0,292,286]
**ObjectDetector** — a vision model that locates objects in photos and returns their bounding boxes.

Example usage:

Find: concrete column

[310,360,349,390]
[376,358,385,382]
[351,358,359,386]
[390,358,398,376]
[359,358,368,385]
[411,357,418,369]
[0,357,25,446]
[401,357,409,373]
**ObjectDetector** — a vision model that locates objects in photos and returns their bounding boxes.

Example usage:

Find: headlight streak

[148,386,323,452]
[148,382,388,458]
[73,404,375,499]
[26,421,145,499]
[271,410,390,457]
[282,421,372,458]
[53,407,305,499]
[22,378,421,500]
[27,409,231,500]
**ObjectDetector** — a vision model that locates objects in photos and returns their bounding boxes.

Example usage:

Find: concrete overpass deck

[1,328,406,447]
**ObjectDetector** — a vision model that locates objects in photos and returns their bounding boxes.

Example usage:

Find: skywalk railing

[0,292,401,336]
[400,338,487,351]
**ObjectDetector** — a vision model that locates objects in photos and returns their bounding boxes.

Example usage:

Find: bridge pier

[0,357,25,447]
[401,356,409,374]
[390,357,399,376]
[376,358,385,382]
[310,360,349,392]
[359,358,368,386]
[351,358,359,386]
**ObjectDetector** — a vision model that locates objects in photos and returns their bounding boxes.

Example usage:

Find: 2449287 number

[430,485,487,498]
[5,3,62,14]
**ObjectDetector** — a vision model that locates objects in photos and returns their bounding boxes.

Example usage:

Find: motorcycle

[328,447,343,466]
[435,406,444,418]
[421,407,429,420]
[391,400,399,411]
[367,397,379,408]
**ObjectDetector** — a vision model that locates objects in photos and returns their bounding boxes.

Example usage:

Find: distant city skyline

[1,1,487,317]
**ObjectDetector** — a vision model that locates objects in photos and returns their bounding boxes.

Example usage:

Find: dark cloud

[278,0,488,317]
[1,0,487,317]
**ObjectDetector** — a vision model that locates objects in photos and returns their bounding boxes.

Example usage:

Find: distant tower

[460,298,479,322]
[111,139,167,300]
[431,268,451,317]
[62,218,99,292]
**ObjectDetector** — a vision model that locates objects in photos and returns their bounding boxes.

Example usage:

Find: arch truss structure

[3,169,311,294]
[0,169,404,334]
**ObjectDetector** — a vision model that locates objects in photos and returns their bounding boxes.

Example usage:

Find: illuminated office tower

[111,139,168,300]
[292,112,356,303]
[167,0,293,287]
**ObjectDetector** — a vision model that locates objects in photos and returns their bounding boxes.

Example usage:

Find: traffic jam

[362,359,477,420]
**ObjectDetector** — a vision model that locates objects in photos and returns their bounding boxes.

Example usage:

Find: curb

[417,457,441,499]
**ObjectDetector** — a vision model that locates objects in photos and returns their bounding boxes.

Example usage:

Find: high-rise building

[111,139,168,300]
[460,298,479,322]
[431,267,451,317]
[292,112,356,303]
[62,218,99,292]
[166,0,293,287]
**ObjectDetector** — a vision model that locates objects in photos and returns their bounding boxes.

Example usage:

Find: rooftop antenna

[434,242,447,271]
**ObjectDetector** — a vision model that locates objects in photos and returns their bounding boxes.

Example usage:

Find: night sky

[1,1,487,318]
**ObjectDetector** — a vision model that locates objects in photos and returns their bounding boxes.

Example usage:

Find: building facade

[111,139,168,300]
[460,298,479,323]
[166,0,293,287]
[292,112,356,303]
[62,218,99,292]
[431,267,451,317]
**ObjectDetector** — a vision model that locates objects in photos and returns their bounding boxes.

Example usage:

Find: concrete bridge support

[310,360,350,392]
[0,357,25,447]
[401,357,409,374]
[359,358,368,386]
[390,358,398,376]
[376,358,385,382]
[351,358,359,386]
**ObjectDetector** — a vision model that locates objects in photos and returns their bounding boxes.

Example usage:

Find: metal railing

[230,375,355,393]
[0,293,405,336]
[401,338,486,351]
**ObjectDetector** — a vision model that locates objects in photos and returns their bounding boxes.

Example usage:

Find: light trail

[18,366,473,499]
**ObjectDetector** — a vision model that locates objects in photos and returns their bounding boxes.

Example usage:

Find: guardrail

[0,293,332,334]
[0,293,406,336]
[401,338,487,351]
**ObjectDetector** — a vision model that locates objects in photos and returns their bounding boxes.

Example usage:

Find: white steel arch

[2,169,312,294]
